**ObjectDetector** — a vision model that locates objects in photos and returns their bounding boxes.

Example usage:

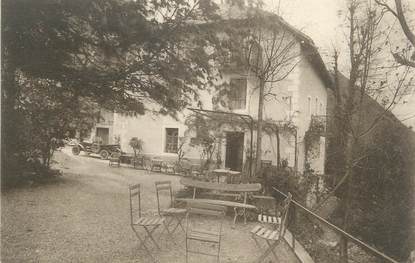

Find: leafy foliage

[326,77,415,260]
[4,72,98,180]
[3,0,224,115]
[176,137,187,164]
[304,116,325,162]
[2,0,226,181]
[185,114,225,168]
[342,123,414,260]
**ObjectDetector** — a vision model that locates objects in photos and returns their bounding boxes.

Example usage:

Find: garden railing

[272,187,400,263]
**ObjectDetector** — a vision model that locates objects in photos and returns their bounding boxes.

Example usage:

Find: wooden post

[291,205,296,250]
[243,192,248,224]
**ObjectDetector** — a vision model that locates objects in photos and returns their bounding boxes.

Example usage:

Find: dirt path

[1,148,298,263]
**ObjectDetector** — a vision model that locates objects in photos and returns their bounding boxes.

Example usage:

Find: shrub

[129,137,143,158]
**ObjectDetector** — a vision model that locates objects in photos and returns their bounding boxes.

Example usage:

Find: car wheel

[100,150,109,160]
[72,146,81,155]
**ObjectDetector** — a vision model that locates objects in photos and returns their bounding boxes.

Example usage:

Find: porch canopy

[187,108,254,178]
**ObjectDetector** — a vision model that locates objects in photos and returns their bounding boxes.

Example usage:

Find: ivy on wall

[304,116,325,166]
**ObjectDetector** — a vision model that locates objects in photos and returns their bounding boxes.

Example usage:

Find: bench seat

[177,197,257,224]
[181,177,261,192]
[176,198,257,210]
[251,225,281,240]
[187,229,221,243]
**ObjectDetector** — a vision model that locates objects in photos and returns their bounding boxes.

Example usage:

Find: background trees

[375,0,415,68]
[2,0,225,180]
[323,0,414,261]
[3,0,225,115]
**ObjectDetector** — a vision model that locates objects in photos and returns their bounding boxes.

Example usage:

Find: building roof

[274,16,334,90]
[329,71,412,129]
[214,4,334,90]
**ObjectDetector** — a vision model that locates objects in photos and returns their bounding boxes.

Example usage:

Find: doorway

[225,132,245,171]
[96,127,109,145]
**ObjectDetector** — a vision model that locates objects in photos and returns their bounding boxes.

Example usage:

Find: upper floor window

[246,41,263,68]
[165,128,178,153]
[286,96,293,112]
[283,95,293,118]
[96,109,114,124]
[224,39,262,69]
[307,97,311,115]
[229,78,247,110]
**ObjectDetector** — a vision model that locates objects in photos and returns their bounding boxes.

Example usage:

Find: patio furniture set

[177,177,261,224]
[110,154,244,183]
[128,179,293,263]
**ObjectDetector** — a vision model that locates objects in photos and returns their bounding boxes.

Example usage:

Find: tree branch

[392,52,415,67]
[374,0,399,17]
[394,0,415,47]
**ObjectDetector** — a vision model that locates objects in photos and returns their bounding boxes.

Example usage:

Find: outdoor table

[212,169,241,183]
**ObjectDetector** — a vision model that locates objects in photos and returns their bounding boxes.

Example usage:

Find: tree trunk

[339,134,355,263]
[276,128,280,169]
[339,229,349,262]
[47,147,55,168]
[339,174,350,263]
[255,78,265,174]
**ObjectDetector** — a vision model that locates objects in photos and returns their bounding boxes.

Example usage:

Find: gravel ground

[1,147,297,263]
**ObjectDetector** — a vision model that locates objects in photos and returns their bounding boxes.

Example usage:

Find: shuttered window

[165,128,178,153]
[229,78,247,110]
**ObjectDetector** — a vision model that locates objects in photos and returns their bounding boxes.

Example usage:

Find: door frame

[224,131,245,171]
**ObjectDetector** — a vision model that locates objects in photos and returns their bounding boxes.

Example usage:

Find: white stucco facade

[89,6,330,174]
[91,46,329,174]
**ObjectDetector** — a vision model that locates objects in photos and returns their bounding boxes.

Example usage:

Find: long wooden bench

[177,178,262,224]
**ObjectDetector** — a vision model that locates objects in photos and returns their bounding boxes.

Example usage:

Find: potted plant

[129,137,144,168]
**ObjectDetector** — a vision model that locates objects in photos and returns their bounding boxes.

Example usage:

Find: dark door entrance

[96,127,109,144]
[225,132,244,171]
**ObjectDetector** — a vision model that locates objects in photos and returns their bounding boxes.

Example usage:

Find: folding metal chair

[190,164,204,178]
[151,158,163,172]
[155,181,187,235]
[129,184,174,262]
[132,155,145,169]
[185,202,226,263]
[250,193,292,263]
[109,152,121,167]
[161,162,175,174]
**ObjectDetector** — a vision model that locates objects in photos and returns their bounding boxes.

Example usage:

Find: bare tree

[227,6,301,172]
[375,0,415,67]
[326,0,413,261]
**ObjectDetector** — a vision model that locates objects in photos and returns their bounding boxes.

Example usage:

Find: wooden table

[178,178,262,224]
[212,169,241,183]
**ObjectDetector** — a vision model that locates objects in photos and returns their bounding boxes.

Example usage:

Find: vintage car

[71,141,122,159]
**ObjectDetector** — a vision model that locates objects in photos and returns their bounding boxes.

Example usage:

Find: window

[319,103,323,114]
[283,96,293,118]
[230,49,243,67]
[247,42,263,68]
[315,98,318,115]
[284,96,292,112]
[165,128,178,153]
[224,41,244,68]
[229,78,247,110]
